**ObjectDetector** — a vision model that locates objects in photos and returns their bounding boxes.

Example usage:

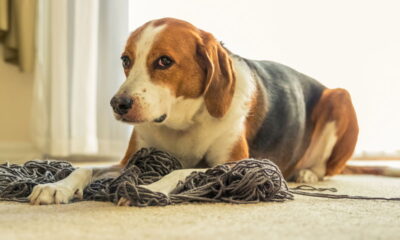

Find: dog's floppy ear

[196,30,236,118]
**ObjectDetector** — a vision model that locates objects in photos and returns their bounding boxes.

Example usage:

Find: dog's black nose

[110,96,133,115]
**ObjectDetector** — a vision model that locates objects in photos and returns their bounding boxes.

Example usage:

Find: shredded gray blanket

[0,148,293,206]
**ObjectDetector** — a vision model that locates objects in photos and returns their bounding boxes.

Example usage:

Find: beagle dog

[28,18,359,205]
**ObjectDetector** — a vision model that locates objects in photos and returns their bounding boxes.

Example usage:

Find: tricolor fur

[28,18,362,205]
[116,18,359,180]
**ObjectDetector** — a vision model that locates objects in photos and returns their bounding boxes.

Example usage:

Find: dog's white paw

[28,183,77,205]
[295,169,319,183]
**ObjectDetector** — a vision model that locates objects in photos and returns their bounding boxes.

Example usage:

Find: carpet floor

[0,174,399,240]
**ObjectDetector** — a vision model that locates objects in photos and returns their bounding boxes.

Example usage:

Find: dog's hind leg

[293,88,358,183]
[295,121,338,183]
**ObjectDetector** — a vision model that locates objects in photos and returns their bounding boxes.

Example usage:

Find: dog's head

[111,18,236,128]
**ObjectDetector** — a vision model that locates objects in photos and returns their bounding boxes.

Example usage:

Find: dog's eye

[121,56,131,69]
[155,56,174,70]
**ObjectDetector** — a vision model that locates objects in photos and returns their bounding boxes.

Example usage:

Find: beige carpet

[1,174,400,240]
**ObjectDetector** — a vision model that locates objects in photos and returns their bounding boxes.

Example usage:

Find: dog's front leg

[28,164,122,205]
[117,169,206,206]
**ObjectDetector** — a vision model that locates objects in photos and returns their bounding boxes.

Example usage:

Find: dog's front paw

[28,183,76,205]
[295,169,319,183]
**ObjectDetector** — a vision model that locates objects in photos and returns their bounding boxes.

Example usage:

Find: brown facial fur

[121,22,151,77]
[122,18,236,118]
[147,20,205,98]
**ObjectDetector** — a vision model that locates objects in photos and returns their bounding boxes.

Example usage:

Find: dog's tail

[341,164,400,177]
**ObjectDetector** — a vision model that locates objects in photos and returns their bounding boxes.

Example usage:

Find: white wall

[130,0,400,156]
